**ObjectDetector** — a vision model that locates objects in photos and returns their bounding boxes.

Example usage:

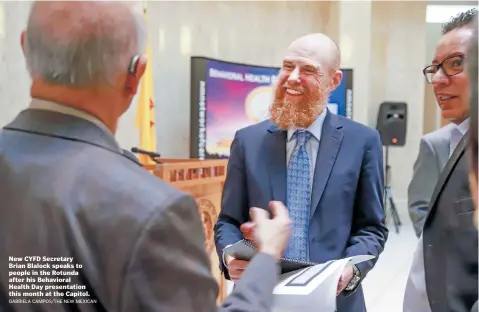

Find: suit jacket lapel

[266,124,287,204]
[310,112,344,218]
[427,131,469,217]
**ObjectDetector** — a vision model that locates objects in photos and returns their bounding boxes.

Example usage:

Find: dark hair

[467,15,478,177]
[442,8,478,34]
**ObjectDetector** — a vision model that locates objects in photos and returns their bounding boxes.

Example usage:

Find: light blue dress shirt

[286,107,327,186]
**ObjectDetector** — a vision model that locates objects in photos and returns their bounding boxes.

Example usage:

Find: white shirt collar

[29,98,113,136]
[28,98,122,153]
[455,117,470,135]
[287,107,327,142]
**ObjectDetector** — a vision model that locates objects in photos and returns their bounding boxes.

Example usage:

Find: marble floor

[362,206,419,312]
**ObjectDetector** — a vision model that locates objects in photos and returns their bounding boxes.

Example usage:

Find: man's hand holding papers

[224,205,375,312]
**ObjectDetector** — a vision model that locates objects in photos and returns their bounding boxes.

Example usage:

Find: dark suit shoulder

[334,114,378,137]
[235,119,273,137]
[327,115,380,151]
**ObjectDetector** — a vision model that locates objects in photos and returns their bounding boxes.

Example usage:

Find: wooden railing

[143,158,228,303]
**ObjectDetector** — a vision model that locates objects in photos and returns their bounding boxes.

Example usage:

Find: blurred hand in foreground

[228,201,291,283]
[242,201,291,260]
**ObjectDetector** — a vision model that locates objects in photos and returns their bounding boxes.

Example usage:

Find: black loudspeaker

[376,102,407,146]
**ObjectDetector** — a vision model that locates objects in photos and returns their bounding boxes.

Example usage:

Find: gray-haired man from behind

[0,2,291,311]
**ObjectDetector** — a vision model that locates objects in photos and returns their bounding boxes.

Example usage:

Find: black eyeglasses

[423,54,465,84]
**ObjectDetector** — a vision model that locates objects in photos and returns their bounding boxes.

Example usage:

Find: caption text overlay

[8,256,97,304]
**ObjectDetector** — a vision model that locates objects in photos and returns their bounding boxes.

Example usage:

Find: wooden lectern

[143,158,228,304]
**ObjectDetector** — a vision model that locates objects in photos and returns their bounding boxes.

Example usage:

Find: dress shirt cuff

[222,244,233,269]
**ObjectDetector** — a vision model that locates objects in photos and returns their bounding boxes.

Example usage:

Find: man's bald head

[23,1,146,88]
[286,33,341,72]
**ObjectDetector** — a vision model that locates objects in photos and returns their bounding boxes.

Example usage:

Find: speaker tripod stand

[383,146,402,233]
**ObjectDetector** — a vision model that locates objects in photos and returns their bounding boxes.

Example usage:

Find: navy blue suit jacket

[214,111,388,312]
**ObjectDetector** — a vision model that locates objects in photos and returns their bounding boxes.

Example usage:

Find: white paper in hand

[272,255,375,312]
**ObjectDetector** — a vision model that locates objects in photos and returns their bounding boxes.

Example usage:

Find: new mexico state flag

[135,12,157,165]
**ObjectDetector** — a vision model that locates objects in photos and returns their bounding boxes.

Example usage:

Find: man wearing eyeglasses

[403,9,478,312]
[407,18,474,238]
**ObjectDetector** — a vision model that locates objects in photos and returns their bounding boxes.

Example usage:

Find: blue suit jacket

[214,111,388,312]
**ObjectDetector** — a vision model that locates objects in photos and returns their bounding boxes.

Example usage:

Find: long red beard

[269,86,328,130]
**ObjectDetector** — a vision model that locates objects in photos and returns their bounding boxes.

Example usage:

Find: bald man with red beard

[214,33,388,312]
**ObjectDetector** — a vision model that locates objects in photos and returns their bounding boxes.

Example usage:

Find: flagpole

[135,0,157,166]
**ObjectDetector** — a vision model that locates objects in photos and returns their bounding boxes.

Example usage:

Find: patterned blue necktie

[284,129,312,261]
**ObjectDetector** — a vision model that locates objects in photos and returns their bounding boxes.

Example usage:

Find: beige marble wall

[0,1,428,204]
[0,2,32,127]
[336,1,428,202]
[370,1,428,202]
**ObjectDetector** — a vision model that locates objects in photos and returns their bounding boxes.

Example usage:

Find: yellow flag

[135,9,157,165]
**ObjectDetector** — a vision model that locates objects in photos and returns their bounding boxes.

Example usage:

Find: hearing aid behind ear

[125,55,141,93]
[128,55,141,74]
